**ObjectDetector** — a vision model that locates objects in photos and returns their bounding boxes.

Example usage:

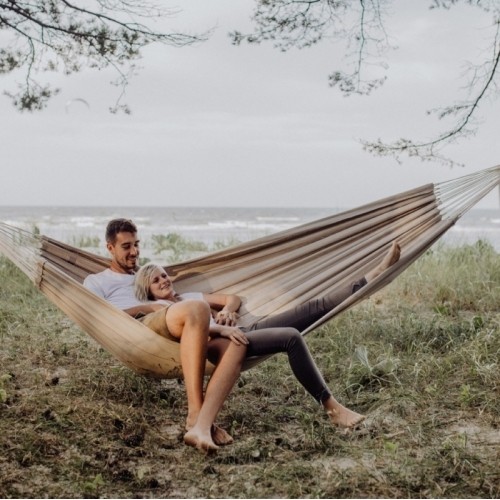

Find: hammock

[0,166,498,378]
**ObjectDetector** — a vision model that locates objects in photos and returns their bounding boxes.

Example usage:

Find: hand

[219,326,248,346]
[215,310,239,326]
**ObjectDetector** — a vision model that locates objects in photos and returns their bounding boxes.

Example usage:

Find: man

[84,218,246,451]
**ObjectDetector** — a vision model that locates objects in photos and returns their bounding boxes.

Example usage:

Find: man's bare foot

[325,401,366,429]
[212,424,233,446]
[365,241,401,282]
[184,428,219,452]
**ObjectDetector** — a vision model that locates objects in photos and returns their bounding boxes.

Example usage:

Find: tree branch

[363,14,500,167]
[232,0,499,167]
[0,0,209,111]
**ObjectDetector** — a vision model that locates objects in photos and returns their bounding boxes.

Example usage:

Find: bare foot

[326,405,366,430]
[184,428,219,452]
[212,424,233,446]
[186,419,232,446]
[365,241,401,282]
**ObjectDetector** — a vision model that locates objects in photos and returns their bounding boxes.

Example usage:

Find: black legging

[242,278,367,403]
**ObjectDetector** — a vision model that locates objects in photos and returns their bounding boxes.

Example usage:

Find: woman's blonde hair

[134,263,164,302]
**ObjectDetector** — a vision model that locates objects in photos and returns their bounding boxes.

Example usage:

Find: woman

[134,242,400,436]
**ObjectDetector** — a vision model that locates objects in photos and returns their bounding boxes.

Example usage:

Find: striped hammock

[0,165,498,378]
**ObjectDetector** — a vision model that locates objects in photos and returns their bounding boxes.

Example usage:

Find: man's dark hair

[105,218,137,244]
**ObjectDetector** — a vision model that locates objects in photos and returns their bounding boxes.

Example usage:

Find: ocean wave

[451,225,499,233]
[207,220,295,231]
[1,207,499,252]
[256,216,300,223]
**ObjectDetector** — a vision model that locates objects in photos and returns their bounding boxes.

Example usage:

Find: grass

[0,241,499,498]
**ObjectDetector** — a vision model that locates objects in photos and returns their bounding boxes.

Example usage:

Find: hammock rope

[0,165,498,378]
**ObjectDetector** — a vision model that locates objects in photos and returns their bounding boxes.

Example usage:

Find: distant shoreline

[1,206,499,254]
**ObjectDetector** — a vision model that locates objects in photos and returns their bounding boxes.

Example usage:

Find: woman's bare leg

[183,337,239,446]
[165,300,211,430]
[184,338,246,451]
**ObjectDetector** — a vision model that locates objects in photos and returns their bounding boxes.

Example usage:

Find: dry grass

[0,241,499,498]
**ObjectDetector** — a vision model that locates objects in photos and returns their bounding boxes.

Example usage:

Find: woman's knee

[179,299,211,324]
[166,300,211,338]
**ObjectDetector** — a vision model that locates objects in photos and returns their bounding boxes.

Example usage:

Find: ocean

[0,206,499,261]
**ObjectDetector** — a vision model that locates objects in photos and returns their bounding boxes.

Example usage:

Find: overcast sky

[1,0,499,209]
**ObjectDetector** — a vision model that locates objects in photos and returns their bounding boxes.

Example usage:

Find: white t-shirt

[83,269,144,310]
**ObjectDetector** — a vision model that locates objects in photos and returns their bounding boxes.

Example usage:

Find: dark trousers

[243,278,367,403]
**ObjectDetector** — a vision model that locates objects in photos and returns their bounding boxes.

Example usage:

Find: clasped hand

[215,310,239,326]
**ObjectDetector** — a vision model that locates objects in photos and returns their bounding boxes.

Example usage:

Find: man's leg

[245,327,330,402]
[250,241,401,332]
[245,327,365,429]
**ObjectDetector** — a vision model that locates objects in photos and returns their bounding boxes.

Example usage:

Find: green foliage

[69,235,100,248]
[82,473,105,494]
[151,232,209,262]
[392,240,500,313]
[346,345,400,393]
[211,236,242,251]
[0,373,12,403]
[150,232,243,262]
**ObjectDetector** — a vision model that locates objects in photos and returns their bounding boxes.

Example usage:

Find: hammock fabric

[0,166,499,378]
